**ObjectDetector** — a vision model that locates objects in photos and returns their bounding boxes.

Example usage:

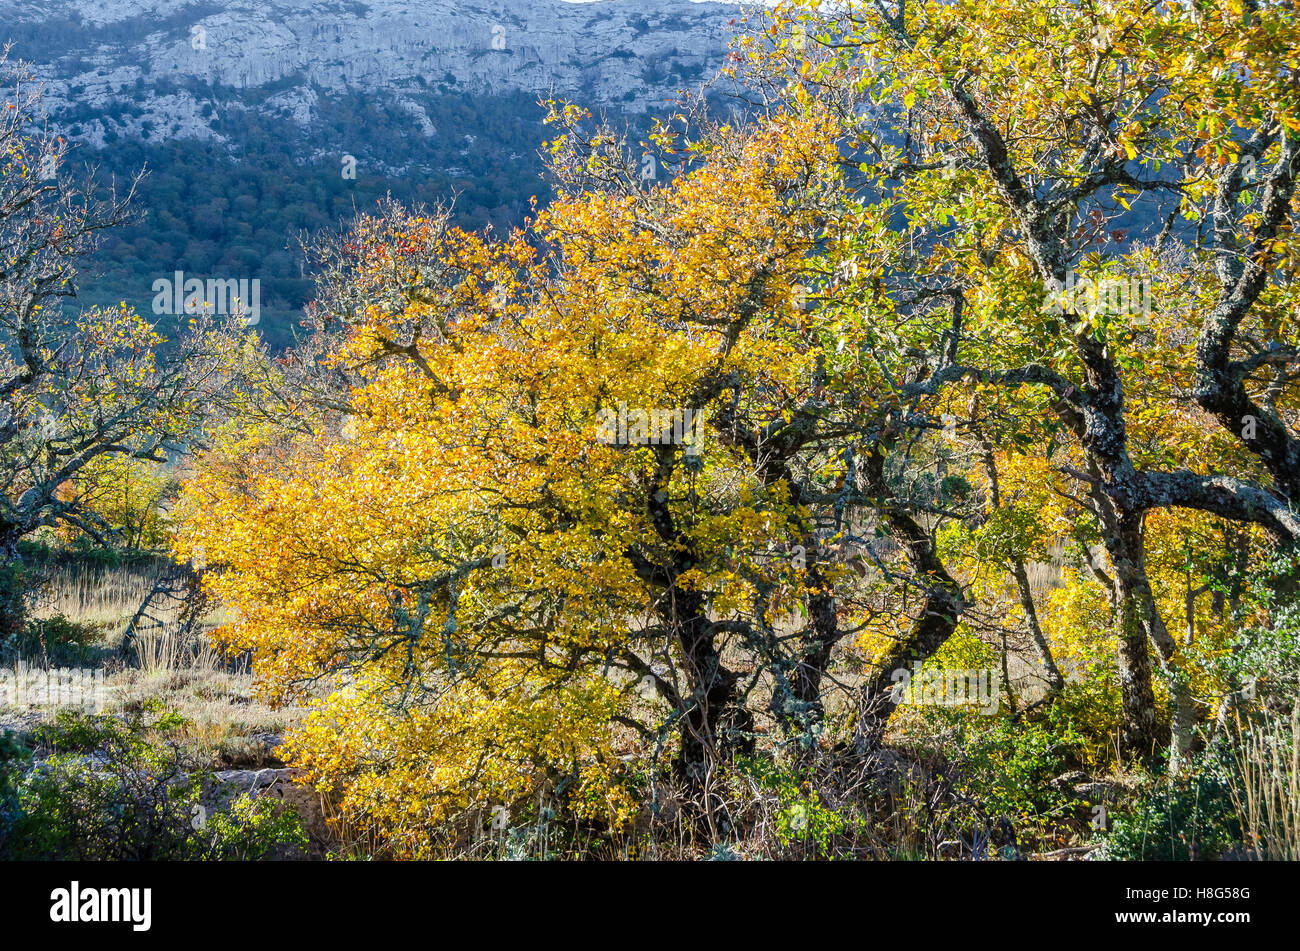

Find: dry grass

[10,554,304,768]
[1229,700,1300,860]
[132,625,223,678]
[31,559,172,633]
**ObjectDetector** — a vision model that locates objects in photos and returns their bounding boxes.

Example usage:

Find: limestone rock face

[0,0,740,150]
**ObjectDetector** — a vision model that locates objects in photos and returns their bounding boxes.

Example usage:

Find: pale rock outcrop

[0,0,740,156]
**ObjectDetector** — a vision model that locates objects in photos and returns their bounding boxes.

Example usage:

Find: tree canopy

[172,0,1300,855]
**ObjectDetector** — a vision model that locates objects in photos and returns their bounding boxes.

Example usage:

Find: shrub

[740,757,855,857]
[7,613,105,666]
[0,730,31,845]
[946,717,1085,847]
[0,701,306,860]
[31,708,124,754]
[1098,742,1241,860]
[0,559,27,642]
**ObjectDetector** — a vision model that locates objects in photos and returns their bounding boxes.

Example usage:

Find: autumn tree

[176,85,995,847]
[739,0,1300,768]
[177,0,1300,856]
[0,53,237,633]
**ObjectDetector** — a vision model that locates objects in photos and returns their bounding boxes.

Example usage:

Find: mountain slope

[3,0,738,153]
[0,0,741,344]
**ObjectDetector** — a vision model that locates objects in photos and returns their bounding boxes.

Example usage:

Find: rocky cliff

[0,0,740,150]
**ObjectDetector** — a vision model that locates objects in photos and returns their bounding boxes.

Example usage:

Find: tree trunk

[1114,577,1162,759]
[670,590,748,836]
[785,558,840,751]
[1106,512,1189,764]
[854,447,967,751]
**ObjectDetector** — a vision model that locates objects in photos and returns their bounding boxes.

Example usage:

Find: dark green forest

[65,87,580,347]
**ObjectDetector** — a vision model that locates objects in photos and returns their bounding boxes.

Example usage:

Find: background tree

[0,52,236,635]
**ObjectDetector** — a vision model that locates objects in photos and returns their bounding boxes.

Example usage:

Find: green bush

[0,730,31,845]
[0,702,306,860]
[5,613,105,667]
[738,757,858,858]
[1098,742,1241,861]
[30,708,121,754]
[0,559,27,642]
[1213,571,1300,713]
[948,717,1085,843]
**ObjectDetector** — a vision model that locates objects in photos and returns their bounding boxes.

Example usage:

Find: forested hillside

[0,0,737,346]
